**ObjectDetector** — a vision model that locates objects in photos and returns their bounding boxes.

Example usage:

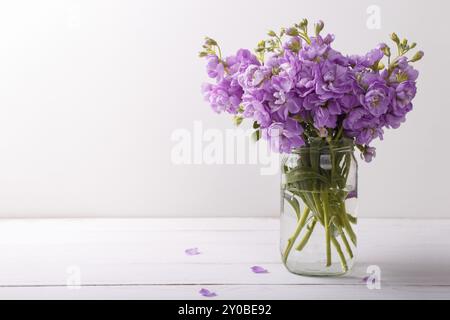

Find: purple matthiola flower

[380,58,418,129]
[343,107,384,145]
[357,73,393,117]
[296,62,316,97]
[238,64,265,89]
[269,76,302,119]
[315,60,353,100]
[242,98,272,127]
[394,81,417,109]
[201,79,243,114]
[383,57,419,84]
[338,94,360,113]
[361,82,392,117]
[300,35,332,61]
[200,29,422,156]
[384,103,413,129]
[262,119,305,153]
[205,55,225,80]
[226,49,260,76]
[314,100,341,128]
[349,46,384,71]
[362,146,376,162]
[303,94,340,129]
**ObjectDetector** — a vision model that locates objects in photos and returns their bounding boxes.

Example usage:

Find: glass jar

[280,138,358,276]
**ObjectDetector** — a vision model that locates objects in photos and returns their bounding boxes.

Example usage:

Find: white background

[0,0,448,218]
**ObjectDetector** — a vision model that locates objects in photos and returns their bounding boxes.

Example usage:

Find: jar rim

[291,137,355,154]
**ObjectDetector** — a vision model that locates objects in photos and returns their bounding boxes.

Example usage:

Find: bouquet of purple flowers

[200,19,422,161]
[200,20,423,274]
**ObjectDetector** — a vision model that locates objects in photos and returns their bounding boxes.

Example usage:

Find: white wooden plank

[0,284,448,300]
[0,218,448,295]
[0,218,279,233]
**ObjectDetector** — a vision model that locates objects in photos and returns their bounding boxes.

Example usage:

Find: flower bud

[233,116,244,127]
[286,27,299,36]
[205,37,217,46]
[390,33,400,44]
[382,46,391,57]
[315,20,324,35]
[410,50,424,62]
[267,30,277,37]
[299,18,308,29]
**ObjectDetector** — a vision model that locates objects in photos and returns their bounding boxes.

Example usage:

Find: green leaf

[347,214,357,224]
[285,167,329,185]
[233,116,244,127]
[251,130,261,142]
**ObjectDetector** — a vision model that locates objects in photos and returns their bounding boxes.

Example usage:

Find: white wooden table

[0,218,449,300]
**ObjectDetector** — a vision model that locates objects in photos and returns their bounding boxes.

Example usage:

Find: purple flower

[303,96,341,129]
[383,103,412,129]
[315,61,353,100]
[200,29,423,157]
[349,47,384,70]
[383,57,419,83]
[226,49,260,76]
[262,119,305,153]
[394,81,416,109]
[313,105,338,129]
[362,146,376,162]
[202,79,243,114]
[357,74,393,117]
[283,36,302,51]
[251,266,269,273]
[205,55,225,80]
[343,107,384,145]
[299,35,331,61]
[338,94,359,113]
[238,65,265,89]
[185,248,201,256]
[295,63,316,97]
[199,288,217,298]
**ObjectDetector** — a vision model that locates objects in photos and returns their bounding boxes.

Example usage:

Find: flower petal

[185,248,201,256]
[251,266,269,273]
[199,288,217,297]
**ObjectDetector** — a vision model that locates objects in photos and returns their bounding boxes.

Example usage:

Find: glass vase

[280,138,358,276]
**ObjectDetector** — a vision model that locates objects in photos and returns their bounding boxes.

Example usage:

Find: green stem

[341,203,357,246]
[331,237,348,272]
[334,125,344,141]
[339,228,354,259]
[295,218,317,251]
[282,207,310,264]
[312,193,324,221]
[322,191,332,267]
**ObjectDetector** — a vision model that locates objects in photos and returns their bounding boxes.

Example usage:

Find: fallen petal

[185,248,201,256]
[362,276,376,284]
[199,288,217,297]
[251,266,269,273]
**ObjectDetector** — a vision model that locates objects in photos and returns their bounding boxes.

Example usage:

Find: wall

[0,0,448,218]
